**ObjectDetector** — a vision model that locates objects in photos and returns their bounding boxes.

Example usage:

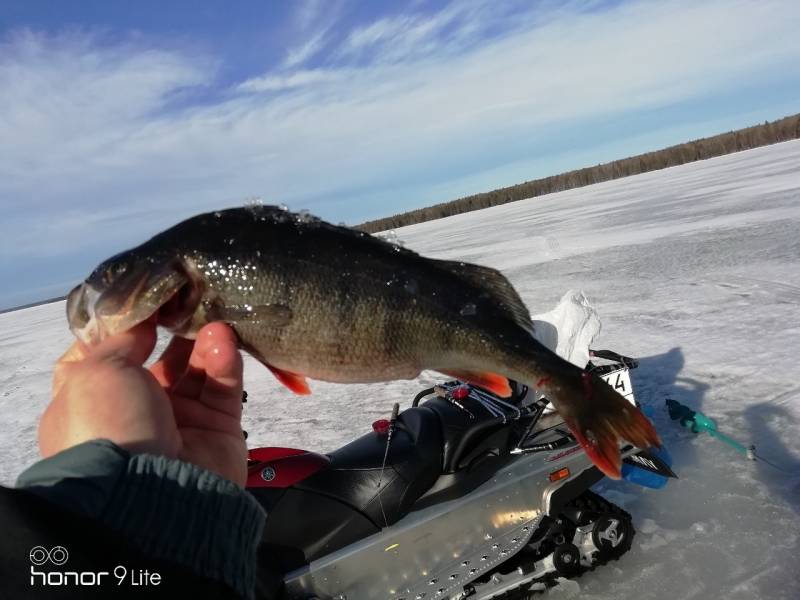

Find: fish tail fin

[558,373,661,479]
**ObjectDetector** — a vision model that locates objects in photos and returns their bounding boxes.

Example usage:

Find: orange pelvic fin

[441,370,512,398]
[266,365,311,395]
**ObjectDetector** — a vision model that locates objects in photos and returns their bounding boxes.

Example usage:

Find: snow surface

[2,140,800,599]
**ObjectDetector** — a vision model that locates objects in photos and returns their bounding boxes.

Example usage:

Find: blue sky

[1,0,799,310]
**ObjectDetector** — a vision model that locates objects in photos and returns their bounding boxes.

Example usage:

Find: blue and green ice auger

[665,398,752,457]
[665,398,788,471]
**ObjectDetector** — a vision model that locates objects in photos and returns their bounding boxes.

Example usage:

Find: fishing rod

[665,398,791,473]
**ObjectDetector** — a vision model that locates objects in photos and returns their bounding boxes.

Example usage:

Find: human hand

[40,320,247,486]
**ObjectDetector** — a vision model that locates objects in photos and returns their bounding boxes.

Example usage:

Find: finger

[53,338,94,397]
[57,340,91,365]
[92,320,158,366]
[170,323,238,402]
[53,340,89,396]
[150,335,194,388]
[171,392,242,431]
[200,330,244,418]
[169,329,217,398]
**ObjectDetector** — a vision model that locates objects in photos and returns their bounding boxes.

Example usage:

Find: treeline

[357,113,800,233]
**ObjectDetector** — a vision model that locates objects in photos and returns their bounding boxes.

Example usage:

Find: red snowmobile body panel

[246,447,330,488]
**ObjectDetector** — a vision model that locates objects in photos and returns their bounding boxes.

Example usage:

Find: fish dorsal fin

[436,260,534,335]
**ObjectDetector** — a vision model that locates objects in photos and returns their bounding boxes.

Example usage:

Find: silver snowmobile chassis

[282,369,645,600]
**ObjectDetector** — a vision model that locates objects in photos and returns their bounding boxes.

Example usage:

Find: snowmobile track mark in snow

[713,275,800,304]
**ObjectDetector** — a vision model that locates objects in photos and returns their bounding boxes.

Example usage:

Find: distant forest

[357,113,800,233]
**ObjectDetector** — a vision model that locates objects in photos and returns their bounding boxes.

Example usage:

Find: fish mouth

[67,263,199,345]
[67,283,105,345]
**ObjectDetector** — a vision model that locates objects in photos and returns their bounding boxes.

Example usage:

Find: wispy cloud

[280,0,345,69]
[293,0,328,32]
[238,68,346,92]
[339,1,487,63]
[2,0,800,307]
[283,30,329,68]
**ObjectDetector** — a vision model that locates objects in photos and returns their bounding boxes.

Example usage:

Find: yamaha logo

[261,466,276,482]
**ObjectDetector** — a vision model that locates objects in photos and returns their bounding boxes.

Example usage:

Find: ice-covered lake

[2,139,799,599]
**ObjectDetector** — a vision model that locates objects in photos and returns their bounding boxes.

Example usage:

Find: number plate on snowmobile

[600,368,635,405]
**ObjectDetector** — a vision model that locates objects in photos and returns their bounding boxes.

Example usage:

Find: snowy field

[2,140,800,599]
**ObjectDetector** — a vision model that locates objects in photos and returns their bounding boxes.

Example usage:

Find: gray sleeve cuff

[16,440,266,599]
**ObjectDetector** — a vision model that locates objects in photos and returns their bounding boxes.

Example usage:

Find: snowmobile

[245,349,676,600]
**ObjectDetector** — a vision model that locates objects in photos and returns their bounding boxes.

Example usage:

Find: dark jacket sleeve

[0,440,267,600]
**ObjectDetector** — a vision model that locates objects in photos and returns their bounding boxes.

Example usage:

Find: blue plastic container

[621,445,673,489]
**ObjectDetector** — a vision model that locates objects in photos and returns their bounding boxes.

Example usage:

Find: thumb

[92,320,158,366]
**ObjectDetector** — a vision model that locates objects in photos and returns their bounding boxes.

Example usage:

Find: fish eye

[103,263,128,285]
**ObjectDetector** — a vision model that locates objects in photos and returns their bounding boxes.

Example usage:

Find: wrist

[104,450,265,598]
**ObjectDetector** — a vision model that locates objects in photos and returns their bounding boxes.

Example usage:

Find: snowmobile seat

[422,395,516,473]
[294,405,443,527]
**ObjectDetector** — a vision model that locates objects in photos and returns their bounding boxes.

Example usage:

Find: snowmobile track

[496,491,635,600]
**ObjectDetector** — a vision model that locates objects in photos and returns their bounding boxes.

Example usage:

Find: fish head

[67,248,203,345]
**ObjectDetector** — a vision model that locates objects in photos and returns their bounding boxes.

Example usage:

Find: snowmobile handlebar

[588,349,638,369]
[412,387,436,407]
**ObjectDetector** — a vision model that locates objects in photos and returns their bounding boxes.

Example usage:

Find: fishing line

[376,403,400,529]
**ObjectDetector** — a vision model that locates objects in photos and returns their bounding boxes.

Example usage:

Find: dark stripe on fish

[334,274,358,365]
[382,308,405,364]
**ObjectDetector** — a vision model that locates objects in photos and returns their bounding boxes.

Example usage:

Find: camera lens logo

[30,546,69,566]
